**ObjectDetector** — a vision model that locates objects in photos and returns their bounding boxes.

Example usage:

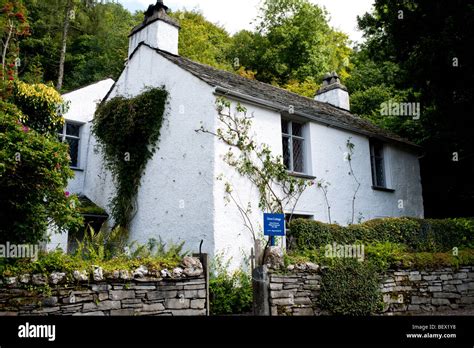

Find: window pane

[292,122,303,137]
[55,123,64,134]
[375,158,385,187]
[373,142,383,158]
[66,123,80,137]
[281,119,289,134]
[282,136,290,170]
[370,156,376,186]
[293,138,304,172]
[66,137,79,167]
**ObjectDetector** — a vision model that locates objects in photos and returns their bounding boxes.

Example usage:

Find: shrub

[364,242,407,271]
[74,226,127,262]
[13,81,65,134]
[319,259,381,315]
[425,218,474,251]
[288,219,344,251]
[0,101,83,244]
[343,223,373,243]
[209,255,252,315]
[361,217,420,246]
[127,236,187,263]
[0,232,189,283]
[288,217,474,252]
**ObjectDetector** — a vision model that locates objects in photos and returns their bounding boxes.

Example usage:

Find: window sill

[70,167,84,172]
[287,171,316,180]
[372,186,395,193]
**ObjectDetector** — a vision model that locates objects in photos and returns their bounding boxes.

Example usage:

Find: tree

[0,96,83,244]
[56,0,73,90]
[345,49,425,142]
[19,0,140,91]
[63,1,141,90]
[169,10,233,71]
[0,0,29,92]
[227,0,351,88]
[355,0,474,217]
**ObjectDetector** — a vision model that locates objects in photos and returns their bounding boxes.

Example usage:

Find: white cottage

[51,1,424,269]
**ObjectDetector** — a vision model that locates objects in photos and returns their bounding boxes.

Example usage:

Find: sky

[117,0,375,44]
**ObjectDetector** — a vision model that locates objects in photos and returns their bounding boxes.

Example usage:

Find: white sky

[118,0,375,44]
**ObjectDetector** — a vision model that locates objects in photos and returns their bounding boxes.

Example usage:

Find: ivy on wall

[92,87,168,229]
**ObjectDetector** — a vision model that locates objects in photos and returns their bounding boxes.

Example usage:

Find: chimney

[314,72,350,111]
[128,1,180,57]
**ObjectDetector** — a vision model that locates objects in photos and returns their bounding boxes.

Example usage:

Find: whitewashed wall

[61,79,115,195]
[212,97,424,270]
[301,122,424,223]
[46,79,115,251]
[128,21,179,57]
[83,45,217,256]
[212,102,284,270]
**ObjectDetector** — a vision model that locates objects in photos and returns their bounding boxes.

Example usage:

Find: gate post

[194,252,210,316]
[252,265,269,316]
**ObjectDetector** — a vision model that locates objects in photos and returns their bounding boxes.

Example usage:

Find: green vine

[345,137,361,224]
[92,87,168,229]
[198,97,312,254]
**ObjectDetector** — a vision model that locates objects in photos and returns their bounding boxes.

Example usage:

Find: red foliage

[14,12,25,22]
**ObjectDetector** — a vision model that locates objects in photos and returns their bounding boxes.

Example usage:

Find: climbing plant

[345,137,362,224]
[92,87,168,229]
[198,97,312,251]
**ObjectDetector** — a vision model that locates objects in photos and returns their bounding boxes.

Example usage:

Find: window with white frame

[281,119,305,173]
[370,139,386,188]
[58,122,81,168]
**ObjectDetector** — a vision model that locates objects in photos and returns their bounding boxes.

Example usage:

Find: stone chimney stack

[128,1,180,57]
[314,72,350,111]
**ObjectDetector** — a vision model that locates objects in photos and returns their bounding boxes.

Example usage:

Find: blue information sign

[263,213,285,236]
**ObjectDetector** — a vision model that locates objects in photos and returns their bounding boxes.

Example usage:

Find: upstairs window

[58,122,81,168]
[282,119,305,173]
[370,139,386,188]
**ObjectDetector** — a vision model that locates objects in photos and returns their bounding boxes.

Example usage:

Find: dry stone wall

[269,268,321,316]
[266,264,474,316]
[0,256,209,316]
[381,266,474,314]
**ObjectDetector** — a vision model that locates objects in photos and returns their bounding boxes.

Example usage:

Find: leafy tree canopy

[350,0,474,217]
[227,0,352,93]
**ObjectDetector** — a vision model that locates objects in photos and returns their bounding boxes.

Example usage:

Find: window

[370,139,386,188]
[58,122,81,168]
[282,119,305,173]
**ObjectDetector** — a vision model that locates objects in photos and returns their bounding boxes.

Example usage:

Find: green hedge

[319,259,381,315]
[288,217,474,252]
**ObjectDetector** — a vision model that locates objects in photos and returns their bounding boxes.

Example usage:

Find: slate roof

[133,43,420,150]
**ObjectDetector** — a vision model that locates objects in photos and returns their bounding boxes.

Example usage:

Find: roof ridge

[62,78,114,96]
[150,44,357,115]
[130,43,419,149]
